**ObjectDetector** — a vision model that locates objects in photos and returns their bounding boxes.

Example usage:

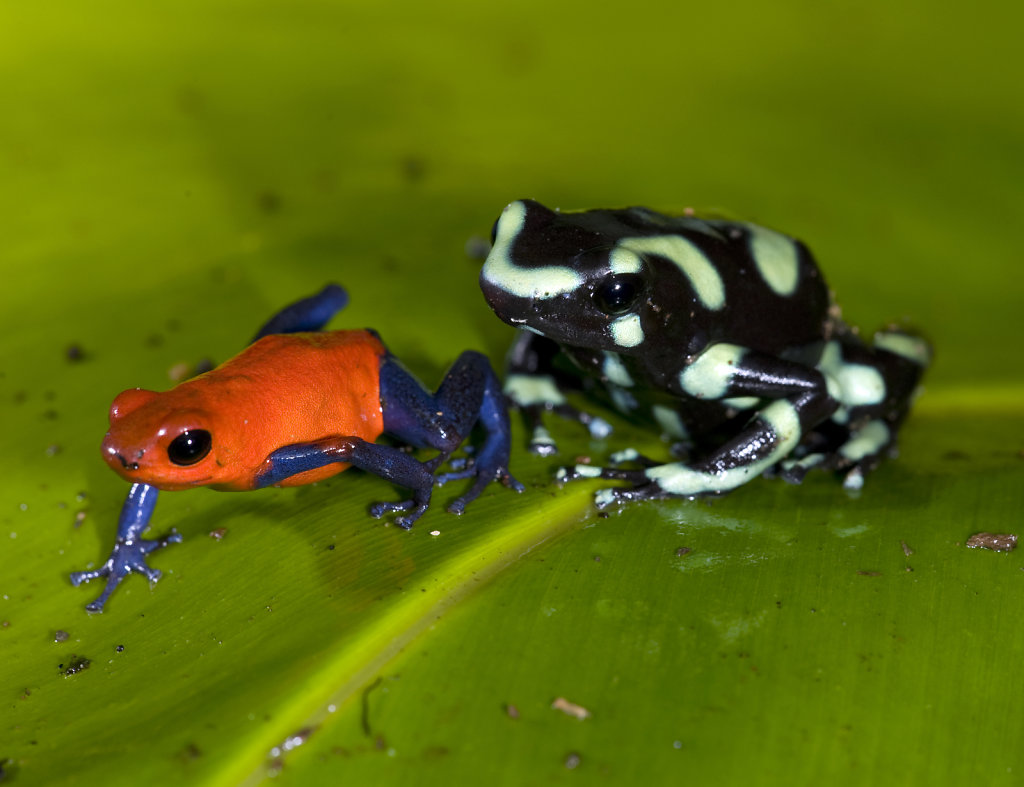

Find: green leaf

[2,1,1022,785]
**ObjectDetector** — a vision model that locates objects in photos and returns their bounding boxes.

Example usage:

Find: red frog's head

[102,386,247,491]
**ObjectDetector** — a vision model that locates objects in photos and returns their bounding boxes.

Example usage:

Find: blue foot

[70,530,182,613]
[369,498,426,530]
[436,453,524,515]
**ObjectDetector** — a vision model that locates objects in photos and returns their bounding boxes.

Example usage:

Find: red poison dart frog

[71,284,523,612]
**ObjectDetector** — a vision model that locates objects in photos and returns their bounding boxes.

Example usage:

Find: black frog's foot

[555,463,660,508]
[592,481,673,508]
[774,452,827,484]
[520,402,613,456]
[70,530,182,613]
[556,463,648,486]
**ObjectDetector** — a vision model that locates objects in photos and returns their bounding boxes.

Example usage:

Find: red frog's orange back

[102,331,386,491]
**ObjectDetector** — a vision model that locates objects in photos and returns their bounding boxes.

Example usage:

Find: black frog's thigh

[817,331,931,488]
[773,329,930,488]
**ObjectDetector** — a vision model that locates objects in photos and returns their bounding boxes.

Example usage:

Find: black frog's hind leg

[380,352,523,514]
[251,283,349,341]
[835,329,931,489]
[778,329,931,489]
[869,329,931,419]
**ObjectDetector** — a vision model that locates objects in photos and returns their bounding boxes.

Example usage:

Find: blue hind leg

[379,351,524,517]
[252,283,349,340]
[71,285,350,612]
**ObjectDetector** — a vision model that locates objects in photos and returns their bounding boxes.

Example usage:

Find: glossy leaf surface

[1,1,1022,785]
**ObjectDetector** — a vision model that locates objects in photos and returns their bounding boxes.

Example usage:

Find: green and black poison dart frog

[70,284,522,612]
[479,199,930,507]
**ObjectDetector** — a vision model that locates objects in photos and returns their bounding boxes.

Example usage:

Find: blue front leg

[71,285,351,612]
[255,436,439,529]
[69,483,181,612]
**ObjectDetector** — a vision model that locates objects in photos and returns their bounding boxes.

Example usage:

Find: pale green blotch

[610,313,644,347]
[608,245,643,275]
[781,452,825,472]
[616,235,725,310]
[843,467,865,491]
[504,373,566,407]
[594,488,620,507]
[839,420,890,461]
[652,404,689,439]
[587,416,613,439]
[817,341,886,407]
[531,425,555,449]
[608,384,638,413]
[610,448,641,463]
[602,352,635,387]
[481,201,583,299]
[680,343,748,399]
[721,396,760,410]
[747,224,800,296]
[873,331,931,366]
[644,399,801,495]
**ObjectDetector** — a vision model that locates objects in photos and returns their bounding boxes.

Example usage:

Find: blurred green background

[2,0,1022,784]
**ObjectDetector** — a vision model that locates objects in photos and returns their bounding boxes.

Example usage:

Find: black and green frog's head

[480,199,655,353]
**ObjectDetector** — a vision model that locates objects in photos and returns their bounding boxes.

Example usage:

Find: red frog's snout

[101,387,218,490]
[102,388,161,475]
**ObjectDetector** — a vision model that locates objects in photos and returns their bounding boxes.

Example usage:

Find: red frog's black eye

[593,274,644,316]
[167,429,212,466]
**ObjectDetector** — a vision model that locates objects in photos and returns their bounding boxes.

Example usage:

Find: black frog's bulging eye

[593,274,644,316]
[167,429,212,466]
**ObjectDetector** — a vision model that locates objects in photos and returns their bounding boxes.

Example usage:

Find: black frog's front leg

[379,351,524,515]
[502,330,612,455]
[70,285,352,612]
[561,344,840,506]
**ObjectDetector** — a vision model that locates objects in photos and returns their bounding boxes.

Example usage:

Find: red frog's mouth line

[110,451,214,486]
[112,452,140,471]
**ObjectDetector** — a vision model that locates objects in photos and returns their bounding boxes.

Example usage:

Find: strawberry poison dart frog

[480,200,930,506]
[71,284,522,612]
